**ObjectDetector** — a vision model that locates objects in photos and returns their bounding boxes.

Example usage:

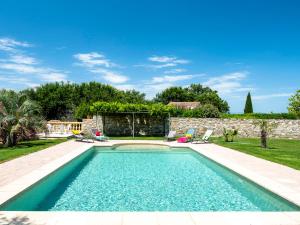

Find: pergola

[95,111,171,138]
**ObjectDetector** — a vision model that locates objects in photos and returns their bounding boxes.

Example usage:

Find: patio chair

[165,130,177,141]
[91,128,109,142]
[177,128,197,143]
[192,129,213,144]
[72,130,94,143]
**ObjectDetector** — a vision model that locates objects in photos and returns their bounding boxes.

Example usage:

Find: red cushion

[95,131,101,136]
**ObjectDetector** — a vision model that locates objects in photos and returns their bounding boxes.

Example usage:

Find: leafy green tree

[22,82,146,120]
[288,90,300,115]
[0,90,45,147]
[154,87,191,104]
[244,92,253,114]
[154,84,229,113]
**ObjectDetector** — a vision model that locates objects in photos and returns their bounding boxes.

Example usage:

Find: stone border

[0,140,300,225]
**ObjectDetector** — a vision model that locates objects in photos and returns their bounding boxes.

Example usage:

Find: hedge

[221,113,299,120]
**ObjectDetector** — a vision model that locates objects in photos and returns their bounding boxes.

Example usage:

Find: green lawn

[109,136,164,140]
[212,137,300,170]
[0,138,67,163]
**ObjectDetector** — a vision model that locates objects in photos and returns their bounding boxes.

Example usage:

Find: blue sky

[0,0,299,113]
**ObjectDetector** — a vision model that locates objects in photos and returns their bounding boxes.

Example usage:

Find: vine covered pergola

[90,102,174,137]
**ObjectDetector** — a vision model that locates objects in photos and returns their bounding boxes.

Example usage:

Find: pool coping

[0,140,300,225]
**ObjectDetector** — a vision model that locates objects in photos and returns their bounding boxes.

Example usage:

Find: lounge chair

[165,130,177,141]
[91,128,109,142]
[72,130,94,143]
[192,129,213,144]
[177,128,197,143]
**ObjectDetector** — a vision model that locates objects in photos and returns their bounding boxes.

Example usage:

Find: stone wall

[82,116,103,133]
[170,117,300,139]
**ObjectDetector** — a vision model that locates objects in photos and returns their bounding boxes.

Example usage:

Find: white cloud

[164,68,187,74]
[0,63,67,82]
[148,56,189,64]
[74,52,116,68]
[0,63,43,73]
[252,93,292,100]
[203,72,251,94]
[91,68,128,83]
[151,74,198,83]
[137,55,190,70]
[0,75,39,87]
[40,72,68,82]
[9,54,37,65]
[74,51,128,84]
[0,38,31,52]
[0,37,68,85]
[114,84,137,91]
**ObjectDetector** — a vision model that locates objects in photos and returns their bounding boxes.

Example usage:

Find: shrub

[223,128,238,142]
[182,104,220,118]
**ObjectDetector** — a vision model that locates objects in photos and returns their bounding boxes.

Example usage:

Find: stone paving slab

[0,140,299,225]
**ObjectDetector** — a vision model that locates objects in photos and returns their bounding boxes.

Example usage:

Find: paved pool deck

[0,140,299,225]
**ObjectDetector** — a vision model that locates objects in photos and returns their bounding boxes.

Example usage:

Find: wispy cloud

[0,37,68,84]
[136,55,190,70]
[0,38,32,52]
[74,51,128,83]
[151,74,204,84]
[0,75,39,87]
[9,54,37,65]
[74,52,116,68]
[164,68,187,74]
[252,93,292,100]
[203,72,252,94]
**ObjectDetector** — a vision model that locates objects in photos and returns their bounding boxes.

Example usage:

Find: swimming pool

[1,144,299,211]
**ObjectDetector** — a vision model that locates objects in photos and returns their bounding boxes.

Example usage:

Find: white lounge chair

[165,130,177,141]
[192,129,213,144]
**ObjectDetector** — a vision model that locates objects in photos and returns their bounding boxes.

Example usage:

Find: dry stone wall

[82,116,300,139]
[170,118,300,139]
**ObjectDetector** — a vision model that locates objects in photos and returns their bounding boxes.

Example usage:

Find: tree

[253,120,277,148]
[0,90,45,147]
[22,82,146,120]
[288,90,300,115]
[154,87,191,104]
[154,84,230,113]
[244,92,253,114]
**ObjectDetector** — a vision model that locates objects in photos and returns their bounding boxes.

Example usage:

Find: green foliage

[182,104,220,118]
[288,90,300,115]
[74,102,92,119]
[223,128,238,142]
[244,92,253,114]
[221,113,298,120]
[154,84,229,113]
[90,102,174,117]
[90,102,221,118]
[22,82,146,120]
[0,89,45,147]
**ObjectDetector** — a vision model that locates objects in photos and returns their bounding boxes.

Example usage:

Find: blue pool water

[1,145,299,211]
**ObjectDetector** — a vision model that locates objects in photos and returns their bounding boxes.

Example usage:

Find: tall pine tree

[244,92,253,114]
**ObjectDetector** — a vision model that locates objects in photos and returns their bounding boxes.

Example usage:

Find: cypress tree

[244,92,253,114]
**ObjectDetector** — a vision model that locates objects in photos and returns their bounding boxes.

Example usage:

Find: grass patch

[212,137,300,170]
[0,138,67,163]
[109,136,164,140]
